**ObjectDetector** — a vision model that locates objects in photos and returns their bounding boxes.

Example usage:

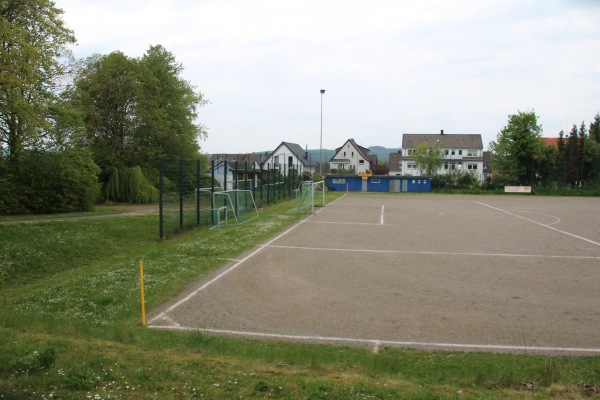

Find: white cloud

[58,0,600,153]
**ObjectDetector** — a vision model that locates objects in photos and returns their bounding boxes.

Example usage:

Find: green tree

[585,114,600,182]
[0,0,76,163]
[70,51,139,176]
[590,113,600,144]
[489,110,544,185]
[69,46,208,182]
[135,45,207,163]
[412,140,444,177]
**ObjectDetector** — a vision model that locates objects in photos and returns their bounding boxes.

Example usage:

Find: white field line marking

[148,325,600,354]
[266,244,600,260]
[308,221,381,226]
[381,205,385,225]
[515,210,561,226]
[475,201,600,247]
[148,217,310,324]
[160,314,181,327]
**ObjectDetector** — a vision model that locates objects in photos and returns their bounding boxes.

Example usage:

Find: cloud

[59,0,600,153]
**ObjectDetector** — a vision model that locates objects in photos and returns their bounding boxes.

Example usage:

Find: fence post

[234,161,239,215]
[159,157,164,239]
[179,158,184,230]
[196,158,200,225]
[267,163,271,205]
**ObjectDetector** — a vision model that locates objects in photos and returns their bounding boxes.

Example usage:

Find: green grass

[1,193,599,399]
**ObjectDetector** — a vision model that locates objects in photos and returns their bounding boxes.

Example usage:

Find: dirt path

[0,204,158,224]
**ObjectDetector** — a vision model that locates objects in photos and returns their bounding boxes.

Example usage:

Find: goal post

[290,180,325,214]
[209,189,259,229]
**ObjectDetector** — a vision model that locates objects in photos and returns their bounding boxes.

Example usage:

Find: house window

[333,178,346,184]
[451,150,456,156]
[468,150,478,157]
[459,150,463,156]
[359,160,364,165]
[467,163,478,170]
[352,151,354,157]
[372,179,380,184]
[408,163,416,169]
[288,156,293,166]
[337,164,345,169]
[408,149,415,155]
[273,156,279,167]
[344,152,346,157]
[444,163,449,170]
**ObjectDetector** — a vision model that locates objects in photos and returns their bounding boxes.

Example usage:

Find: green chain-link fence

[159,158,306,238]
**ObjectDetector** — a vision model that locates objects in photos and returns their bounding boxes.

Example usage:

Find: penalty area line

[147,325,600,355]
[475,201,600,247]
[148,216,310,324]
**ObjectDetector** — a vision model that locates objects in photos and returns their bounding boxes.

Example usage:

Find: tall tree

[0,0,76,163]
[135,45,207,163]
[590,113,600,144]
[489,110,544,185]
[69,46,208,179]
[70,52,139,176]
[565,124,581,185]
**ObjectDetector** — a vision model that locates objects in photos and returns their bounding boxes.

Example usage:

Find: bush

[0,150,101,215]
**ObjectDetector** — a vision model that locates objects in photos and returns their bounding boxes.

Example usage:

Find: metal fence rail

[159,158,304,238]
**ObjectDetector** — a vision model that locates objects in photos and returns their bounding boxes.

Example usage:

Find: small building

[211,161,235,189]
[327,175,431,193]
[329,139,377,174]
[210,153,267,189]
[262,142,313,177]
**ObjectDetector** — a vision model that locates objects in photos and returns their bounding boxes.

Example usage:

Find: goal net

[209,189,258,229]
[290,180,325,214]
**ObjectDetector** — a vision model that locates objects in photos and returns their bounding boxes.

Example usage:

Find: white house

[329,139,377,174]
[399,132,484,180]
[212,162,234,189]
[262,142,313,177]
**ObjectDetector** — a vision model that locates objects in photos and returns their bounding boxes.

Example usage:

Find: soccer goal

[290,180,325,214]
[209,189,259,229]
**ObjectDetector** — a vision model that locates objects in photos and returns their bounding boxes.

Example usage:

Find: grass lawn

[0,194,599,399]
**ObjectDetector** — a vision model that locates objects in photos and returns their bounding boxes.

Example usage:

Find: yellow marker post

[139,259,146,326]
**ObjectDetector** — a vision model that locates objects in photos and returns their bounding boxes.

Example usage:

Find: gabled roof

[402,134,483,150]
[332,138,370,161]
[265,141,311,166]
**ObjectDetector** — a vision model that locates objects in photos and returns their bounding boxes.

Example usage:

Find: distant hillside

[368,146,400,162]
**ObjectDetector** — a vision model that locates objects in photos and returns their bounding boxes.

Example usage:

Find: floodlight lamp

[320,89,326,94]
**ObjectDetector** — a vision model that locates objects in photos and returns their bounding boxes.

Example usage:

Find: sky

[58,0,600,154]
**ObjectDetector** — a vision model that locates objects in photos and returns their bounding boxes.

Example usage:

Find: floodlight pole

[319,89,326,177]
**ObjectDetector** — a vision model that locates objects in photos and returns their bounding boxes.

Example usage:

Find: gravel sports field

[149,193,600,355]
